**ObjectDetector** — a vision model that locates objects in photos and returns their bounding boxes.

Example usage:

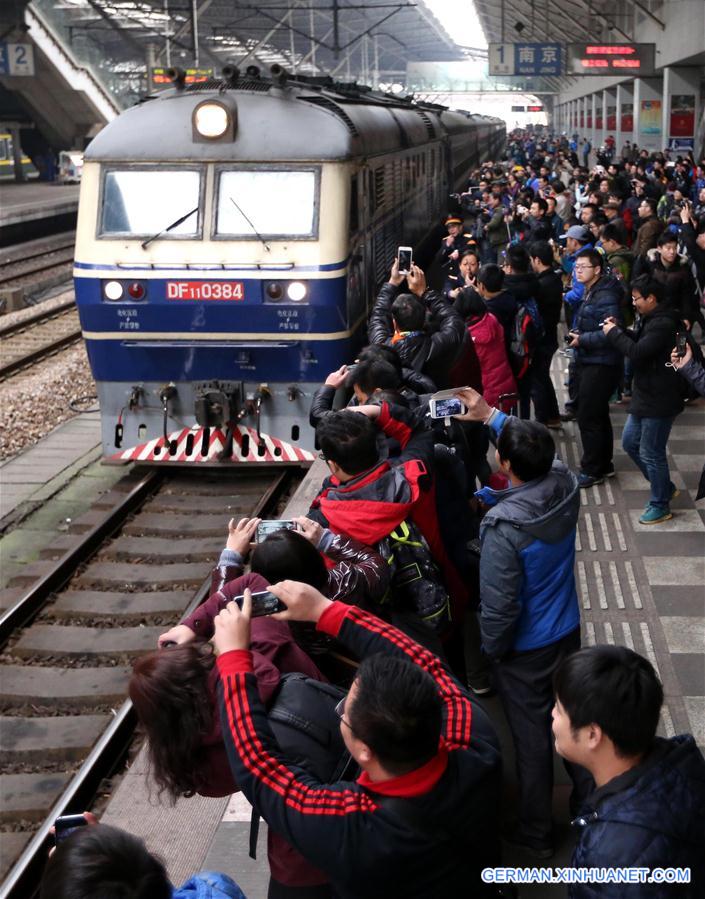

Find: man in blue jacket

[566,248,624,487]
[455,388,582,858]
[553,645,705,898]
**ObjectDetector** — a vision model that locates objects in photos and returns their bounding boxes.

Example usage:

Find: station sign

[149,67,214,90]
[566,44,656,76]
[489,43,562,76]
[0,43,35,76]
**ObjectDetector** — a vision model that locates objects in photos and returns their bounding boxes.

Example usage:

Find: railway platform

[98,376,705,898]
[0,183,79,247]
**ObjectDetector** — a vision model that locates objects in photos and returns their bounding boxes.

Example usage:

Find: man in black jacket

[567,249,624,487]
[530,241,563,427]
[553,645,705,898]
[602,275,684,524]
[368,260,464,389]
[502,244,540,418]
[646,231,698,325]
[213,581,502,899]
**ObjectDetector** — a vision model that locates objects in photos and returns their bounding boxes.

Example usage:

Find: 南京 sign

[0,43,35,76]
[489,43,561,76]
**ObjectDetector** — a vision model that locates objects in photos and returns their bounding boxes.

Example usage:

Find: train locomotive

[73,66,505,465]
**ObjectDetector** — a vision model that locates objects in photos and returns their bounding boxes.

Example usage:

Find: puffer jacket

[605,305,684,418]
[679,356,705,397]
[467,312,517,407]
[475,411,580,660]
[573,274,624,367]
[564,241,594,310]
[173,871,246,899]
[569,735,705,898]
[202,531,391,618]
[368,283,465,389]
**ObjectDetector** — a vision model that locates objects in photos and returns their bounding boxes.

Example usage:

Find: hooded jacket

[569,735,705,898]
[564,241,594,309]
[573,274,624,367]
[605,305,684,418]
[173,872,245,899]
[368,283,465,389]
[308,402,469,619]
[475,411,580,660]
[467,312,517,407]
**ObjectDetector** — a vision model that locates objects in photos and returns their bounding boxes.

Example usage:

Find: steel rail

[0,467,293,899]
[0,328,83,381]
[0,470,165,647]
[0,298,76,338]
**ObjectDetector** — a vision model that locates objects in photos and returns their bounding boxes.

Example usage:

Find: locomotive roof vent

[298,95,360,137]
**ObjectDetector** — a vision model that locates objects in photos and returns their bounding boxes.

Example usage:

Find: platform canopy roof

[471,0,669,93]
[39,0,478,98]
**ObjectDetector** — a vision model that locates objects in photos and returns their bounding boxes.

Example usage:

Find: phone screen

[398,248,412,273]
[256,520,296,542]
[676,332,688,357]
[233,590,287,617]
[433,397,464,418]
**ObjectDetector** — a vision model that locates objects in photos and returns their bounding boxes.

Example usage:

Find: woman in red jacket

[463,292,517,407]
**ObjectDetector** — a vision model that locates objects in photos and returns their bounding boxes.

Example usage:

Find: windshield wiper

[141,206,199,250]
[229,196,270,252]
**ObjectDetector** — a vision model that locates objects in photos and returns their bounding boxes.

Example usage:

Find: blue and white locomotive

[74,67,505,464]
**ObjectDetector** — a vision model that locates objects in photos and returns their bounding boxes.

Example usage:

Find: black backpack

[378,519,451,633]
[249,673,358,858]
[509,297,543,379]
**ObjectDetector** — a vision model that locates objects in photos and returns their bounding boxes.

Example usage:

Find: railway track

[0,304,82,380]
[0,233,75,289]
[0,465,299,897]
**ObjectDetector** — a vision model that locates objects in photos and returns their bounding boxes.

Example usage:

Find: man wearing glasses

[212,583,502,898]
[566,249,624,488]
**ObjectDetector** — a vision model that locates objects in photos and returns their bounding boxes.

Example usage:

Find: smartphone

[54,814,88,846]
[397,246,413,275]
[231,590,287,617]
[676,332,688,358]
[429,389,467,419]
[256,520,296,542]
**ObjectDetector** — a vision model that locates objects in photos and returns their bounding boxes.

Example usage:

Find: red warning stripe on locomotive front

[110,424,315,464]
[166,281,245,300]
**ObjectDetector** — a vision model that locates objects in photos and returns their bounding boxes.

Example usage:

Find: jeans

[575,363,621,477]
[622,414,675,509]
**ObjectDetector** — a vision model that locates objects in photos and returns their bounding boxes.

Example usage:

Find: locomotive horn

[245,65,261,79]
[166,66,186,90]
[221,64,239,87]
[270,64,289,87]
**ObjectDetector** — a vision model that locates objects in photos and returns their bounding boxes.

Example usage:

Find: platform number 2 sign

[0,43,35,76]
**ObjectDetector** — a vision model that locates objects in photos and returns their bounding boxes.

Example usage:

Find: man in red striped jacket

[213,582,502,899]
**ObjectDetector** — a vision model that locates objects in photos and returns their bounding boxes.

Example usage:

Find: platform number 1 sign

[489,43,515,75]
[0,43,36,76]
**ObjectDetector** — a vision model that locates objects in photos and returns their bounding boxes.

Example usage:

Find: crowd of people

[43,129,705,899]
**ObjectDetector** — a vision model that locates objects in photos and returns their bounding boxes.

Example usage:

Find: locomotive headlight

[104,280,124,301]
[286,281,307,302]
[193,102,230,139]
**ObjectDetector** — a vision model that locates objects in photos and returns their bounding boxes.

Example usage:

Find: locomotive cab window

[99,168,203,238]
[214,167,319,239]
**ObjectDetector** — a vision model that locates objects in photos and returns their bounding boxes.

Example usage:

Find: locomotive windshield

[215,168,318,239]
[99,168,202,238]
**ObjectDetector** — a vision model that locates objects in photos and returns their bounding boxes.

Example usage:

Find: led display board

[567,44,656,76]
[150,67,214,90]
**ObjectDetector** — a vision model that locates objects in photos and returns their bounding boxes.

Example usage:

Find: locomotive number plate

[166,281,244,300]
